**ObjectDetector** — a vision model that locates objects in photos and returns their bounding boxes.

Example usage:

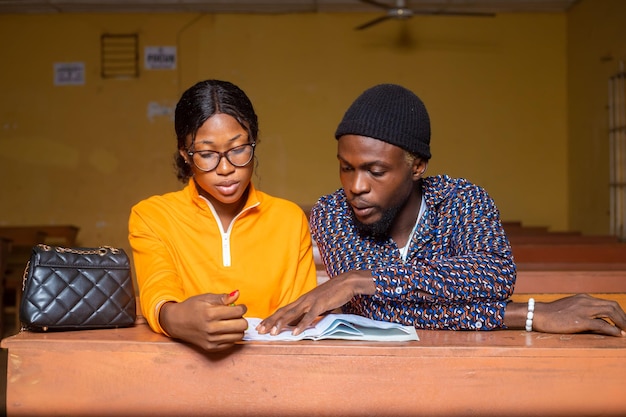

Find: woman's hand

[159,290,248,352]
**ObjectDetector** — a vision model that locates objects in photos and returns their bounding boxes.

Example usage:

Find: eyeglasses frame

[186,142,256,172]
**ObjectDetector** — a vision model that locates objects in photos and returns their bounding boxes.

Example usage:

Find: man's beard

[352,200,406,241]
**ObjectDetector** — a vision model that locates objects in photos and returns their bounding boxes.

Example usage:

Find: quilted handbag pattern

[19,244,137,331]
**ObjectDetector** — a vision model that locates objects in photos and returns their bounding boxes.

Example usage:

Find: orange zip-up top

[128,181,317,335]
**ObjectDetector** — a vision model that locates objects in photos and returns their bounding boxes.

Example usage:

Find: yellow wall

[0,7,581,256]
[567,0,626,235]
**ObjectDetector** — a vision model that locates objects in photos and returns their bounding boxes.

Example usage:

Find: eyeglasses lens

[192,144,254,172]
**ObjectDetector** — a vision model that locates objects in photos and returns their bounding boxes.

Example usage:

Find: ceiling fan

[355,0,496,30]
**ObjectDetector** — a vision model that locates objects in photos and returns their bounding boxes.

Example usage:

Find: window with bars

[100,33,139,79]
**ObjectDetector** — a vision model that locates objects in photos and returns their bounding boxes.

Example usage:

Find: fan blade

[359,0,394,10]
[412,10,495,17]
[355,15,393,30]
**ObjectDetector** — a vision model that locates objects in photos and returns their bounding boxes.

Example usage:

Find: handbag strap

[21,244,122,291]
[37,244,121,256]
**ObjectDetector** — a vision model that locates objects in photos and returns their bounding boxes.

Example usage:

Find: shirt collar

[186,179,262,212]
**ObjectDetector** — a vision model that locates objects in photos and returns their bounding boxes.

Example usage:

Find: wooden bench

[511,243,626,264]
[515,261,626,271]
[0,237,10,337]
[0,225,79,247]
[0,225,80,333]
[316,268,626,311]
[502,222,623,246]
[515,269,626,293]
[509,234,620,245]
[502,221,551,235]
[2,318,626,417]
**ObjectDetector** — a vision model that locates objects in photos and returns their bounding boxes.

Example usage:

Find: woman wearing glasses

[129,80,317,352]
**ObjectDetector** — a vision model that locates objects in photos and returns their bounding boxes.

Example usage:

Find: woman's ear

[179,148,189,164]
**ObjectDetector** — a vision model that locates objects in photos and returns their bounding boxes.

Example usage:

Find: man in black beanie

[258,84,626,337]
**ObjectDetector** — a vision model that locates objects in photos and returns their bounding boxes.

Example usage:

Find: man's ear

[412,159,428,180]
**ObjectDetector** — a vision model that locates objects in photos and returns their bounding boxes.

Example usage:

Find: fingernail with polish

[229,290,238,297]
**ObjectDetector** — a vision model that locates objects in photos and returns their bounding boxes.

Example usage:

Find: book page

[243,314,418,342]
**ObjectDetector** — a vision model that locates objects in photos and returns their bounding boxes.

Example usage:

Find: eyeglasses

[187,143,256,172]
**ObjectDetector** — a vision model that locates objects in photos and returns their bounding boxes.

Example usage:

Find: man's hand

[160,290,248,352]
[257,270,376,336]
[532,294,626,336]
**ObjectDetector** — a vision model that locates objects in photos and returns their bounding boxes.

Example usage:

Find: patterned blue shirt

[310,175,516,330]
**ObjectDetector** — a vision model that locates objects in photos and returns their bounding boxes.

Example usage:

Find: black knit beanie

[335,84,431,159]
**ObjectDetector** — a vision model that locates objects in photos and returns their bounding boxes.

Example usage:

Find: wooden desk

[2,322,626,416]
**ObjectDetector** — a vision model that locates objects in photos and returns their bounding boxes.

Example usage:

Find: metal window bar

[608,61,626,241]
[101,33,139,79]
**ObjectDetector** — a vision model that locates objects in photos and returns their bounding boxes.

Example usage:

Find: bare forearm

[158,301,178,338]
[340,269,377,296]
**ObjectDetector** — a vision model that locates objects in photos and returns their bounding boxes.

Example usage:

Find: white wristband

[525,297,535,332]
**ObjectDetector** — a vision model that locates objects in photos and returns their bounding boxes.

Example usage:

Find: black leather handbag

[19,244,137,331]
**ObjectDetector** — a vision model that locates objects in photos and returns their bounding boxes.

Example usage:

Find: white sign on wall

[54,62,85,86]
[145,46,177,70]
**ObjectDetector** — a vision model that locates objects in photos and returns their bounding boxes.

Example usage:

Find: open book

[244,314,418,342]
